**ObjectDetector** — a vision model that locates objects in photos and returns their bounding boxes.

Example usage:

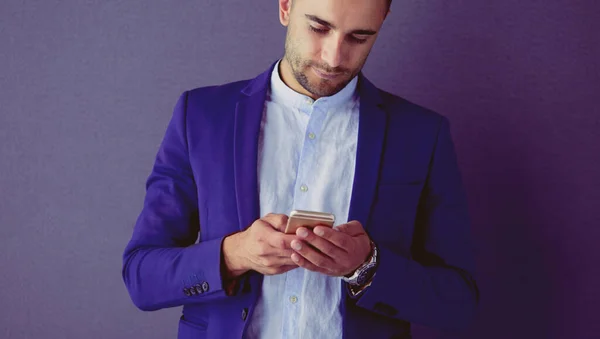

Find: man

[121,0,479,338]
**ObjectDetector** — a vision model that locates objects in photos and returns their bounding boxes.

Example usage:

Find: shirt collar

[269,59,358,112]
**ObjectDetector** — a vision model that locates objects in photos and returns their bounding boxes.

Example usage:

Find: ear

[279,0,293,26]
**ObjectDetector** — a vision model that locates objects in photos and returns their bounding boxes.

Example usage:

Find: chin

[294,66,347,98]
[315,80,349,97]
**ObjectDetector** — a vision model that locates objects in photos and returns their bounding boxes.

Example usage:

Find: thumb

[337,220,363,236]
[262,213,289,233]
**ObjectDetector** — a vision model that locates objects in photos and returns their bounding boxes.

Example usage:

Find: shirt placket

[280,103,328,338]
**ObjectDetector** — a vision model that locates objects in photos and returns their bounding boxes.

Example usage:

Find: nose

[321,34,344,69]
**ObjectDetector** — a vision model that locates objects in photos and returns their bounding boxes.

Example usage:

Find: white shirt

[244,60,360,339]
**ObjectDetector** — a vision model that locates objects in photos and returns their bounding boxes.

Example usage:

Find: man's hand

[222,213,298,279]
[290,220,371,277]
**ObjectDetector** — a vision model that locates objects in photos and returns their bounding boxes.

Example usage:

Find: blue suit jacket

[122,62,479,339]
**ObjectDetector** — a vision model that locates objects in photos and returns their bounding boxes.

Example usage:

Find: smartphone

[284,210,335,234]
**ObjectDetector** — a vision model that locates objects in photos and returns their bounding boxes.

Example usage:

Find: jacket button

[183,288,191,296]
[194,284,204,294]
[241,308,248,321]
[202,281,210,292]
[189,287,197,295]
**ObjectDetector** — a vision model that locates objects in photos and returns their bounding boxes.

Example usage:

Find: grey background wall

[1,1,598,338]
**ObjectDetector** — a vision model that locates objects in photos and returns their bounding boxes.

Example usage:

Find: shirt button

[289,295,298,304]
[300,185,308,192]
[308,133,316,140]
[305,99,312,105]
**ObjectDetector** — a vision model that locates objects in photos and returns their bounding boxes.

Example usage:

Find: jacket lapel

[347,74,387,230]
[233,62,277,231]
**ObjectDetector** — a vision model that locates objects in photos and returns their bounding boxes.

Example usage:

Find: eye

[309,26,328,34]
[348,35,368,44]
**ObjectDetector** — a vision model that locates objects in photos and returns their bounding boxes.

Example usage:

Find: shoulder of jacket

[377,89,448,128]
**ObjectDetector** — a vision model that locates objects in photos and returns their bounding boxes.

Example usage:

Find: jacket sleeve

[122,91,233,311]
[353,116,480,331]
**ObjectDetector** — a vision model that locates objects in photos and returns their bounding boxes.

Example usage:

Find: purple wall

[1,1,598,338]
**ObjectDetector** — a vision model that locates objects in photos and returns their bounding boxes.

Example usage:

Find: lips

[312,67,342,80]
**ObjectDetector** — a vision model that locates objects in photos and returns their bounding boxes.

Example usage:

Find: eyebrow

[305,14,377,35]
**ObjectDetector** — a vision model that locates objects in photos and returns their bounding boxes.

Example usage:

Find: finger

[290,239,336,271]
[262,213,289,232]
[253,219,293,251]
[334,220,364,236]
[291,253,333,275]
[266,249,296,258]
[255,255,297,268]
[312,226,355,251]
[263,264,298,276]
[273,256,297,267]
[267,233,297,251]
[296,227,347,258]
[257,242,295,257]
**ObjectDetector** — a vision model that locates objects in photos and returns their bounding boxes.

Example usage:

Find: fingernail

[291,253,300,262]
[314,227,324,236]
[297,228,308,238]
[292,241,302,251]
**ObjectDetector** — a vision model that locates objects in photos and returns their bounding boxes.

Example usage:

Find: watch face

[356,263,376,285]
[356,271,369,285]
